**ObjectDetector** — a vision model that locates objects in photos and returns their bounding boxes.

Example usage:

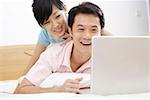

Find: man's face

[71,13,101,55]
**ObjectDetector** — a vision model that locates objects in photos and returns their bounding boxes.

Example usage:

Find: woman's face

[43,5,68,39]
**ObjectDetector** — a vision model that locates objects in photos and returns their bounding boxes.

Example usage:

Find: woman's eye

[43,21,50,25]
[56,15,61,19]
[46,21,50,24]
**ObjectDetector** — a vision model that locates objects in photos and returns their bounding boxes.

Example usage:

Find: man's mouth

[80,42,91,46]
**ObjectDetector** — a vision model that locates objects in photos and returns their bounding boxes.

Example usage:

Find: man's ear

[68,27,73,38]
[100,29,103,36]
[101,29,112,36]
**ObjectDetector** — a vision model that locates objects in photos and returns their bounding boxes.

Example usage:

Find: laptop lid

[91,36,150,95]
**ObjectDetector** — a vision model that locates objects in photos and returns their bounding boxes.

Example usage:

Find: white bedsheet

[0,92,149,100]
[0,73,149,100]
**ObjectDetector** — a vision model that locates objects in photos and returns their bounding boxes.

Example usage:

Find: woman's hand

[59,78,83,93]
[58,32,72,45]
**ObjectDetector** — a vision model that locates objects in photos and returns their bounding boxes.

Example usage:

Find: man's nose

[83,31,91,39]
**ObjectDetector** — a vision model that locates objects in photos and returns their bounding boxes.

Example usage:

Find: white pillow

[40,73,90,88]
[0,80,18,93]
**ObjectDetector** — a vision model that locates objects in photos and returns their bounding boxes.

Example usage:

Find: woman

[23,0,111,75]
[23,0,70,74]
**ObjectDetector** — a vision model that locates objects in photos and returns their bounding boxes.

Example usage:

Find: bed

[0,45,149,100]
[0,91,149,100]
[0,44,35,80]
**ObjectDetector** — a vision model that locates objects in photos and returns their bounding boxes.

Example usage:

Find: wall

[0,0,41,46]
[63,0,149,35]
[0,0,149,46]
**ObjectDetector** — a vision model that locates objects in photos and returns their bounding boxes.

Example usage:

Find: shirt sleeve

[25,50,53,86]
[37,28,50,46]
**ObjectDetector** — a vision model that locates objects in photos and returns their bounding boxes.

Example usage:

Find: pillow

[40,73,90,89]
[0,80,18,93]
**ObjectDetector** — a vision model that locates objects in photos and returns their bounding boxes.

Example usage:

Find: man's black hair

[68,2,105,29]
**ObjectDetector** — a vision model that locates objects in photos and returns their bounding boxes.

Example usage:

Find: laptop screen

[91,36,150,95]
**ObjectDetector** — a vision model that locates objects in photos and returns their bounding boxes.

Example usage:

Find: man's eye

[92,29,97,32]
[78,29,84,31]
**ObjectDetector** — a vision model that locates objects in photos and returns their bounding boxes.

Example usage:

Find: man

[15,2,105,94]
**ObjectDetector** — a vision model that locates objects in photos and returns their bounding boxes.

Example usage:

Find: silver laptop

[91,36,150,95]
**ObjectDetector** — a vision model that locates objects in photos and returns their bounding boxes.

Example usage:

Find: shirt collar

[76,58,91,73]
[61,41,91,72]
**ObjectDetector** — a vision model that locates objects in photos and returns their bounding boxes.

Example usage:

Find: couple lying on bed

[15,1,106,94]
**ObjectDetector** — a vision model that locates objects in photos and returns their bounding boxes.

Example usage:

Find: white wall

[101,0,149,36]
[0,0,41,46]
[0,0,149,46]
[63,0,149,36]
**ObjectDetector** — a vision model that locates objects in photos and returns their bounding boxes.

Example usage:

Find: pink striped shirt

[25,41,91,86]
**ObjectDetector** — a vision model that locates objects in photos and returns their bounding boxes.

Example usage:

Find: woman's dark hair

[68,2,105,29]
[32,0,65,26]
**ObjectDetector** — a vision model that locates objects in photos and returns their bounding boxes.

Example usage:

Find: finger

[69,78,83,88]
[75,77,83,82]
[62,82,80,92]
[61,34,70,39]
[69,79,81,84]
[63,81,79,88]
[67,82,80,89]
[64,37,72,43]
[59,85,78,93]
[58,32,70,38]
[65,79,80,85]
[58,33,65,38]
[65,87,80,93]
[64,79,81,88]
[60,37,72,46]
[69,88,80,93]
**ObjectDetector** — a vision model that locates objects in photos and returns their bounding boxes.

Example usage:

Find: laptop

[91,36,150,95]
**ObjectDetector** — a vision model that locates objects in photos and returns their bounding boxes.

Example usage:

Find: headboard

[0,44,35,80]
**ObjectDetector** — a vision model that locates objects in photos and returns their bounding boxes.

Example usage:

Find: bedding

[0,73,149,100]
[0,92,149,100]
[0,73,90,94]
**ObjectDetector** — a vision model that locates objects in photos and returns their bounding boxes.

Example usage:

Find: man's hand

[59,78,83,93]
